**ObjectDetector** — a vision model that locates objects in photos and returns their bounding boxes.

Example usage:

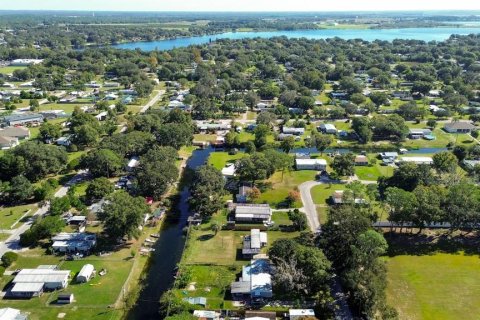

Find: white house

[221,163,236,179]
[282,127,305,135]
[193,310,219,320]
[231,257,272,300]
[399,157,433,165]
[235,204,272,223]
[76,264,95,283]
[51,232,97,254]
[443,121,476,133]
[289,309,316,320]
[295,158,327,171]
[126,157,140,171]
[318,123,337,134]
[11,267,70,298]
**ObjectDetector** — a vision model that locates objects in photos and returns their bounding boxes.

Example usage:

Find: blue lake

[113,27,480,51]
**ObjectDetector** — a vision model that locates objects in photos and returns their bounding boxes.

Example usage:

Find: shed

[57,293,74,304]
[76,264,95,283]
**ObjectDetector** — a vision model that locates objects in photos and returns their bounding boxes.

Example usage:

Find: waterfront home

[282,127,305,135]
[231,257,273,301]
[51,232,97,254]
[398,156,434,165]
[10,267,70,298]
[295,158,327,171]
[317,123,337,134]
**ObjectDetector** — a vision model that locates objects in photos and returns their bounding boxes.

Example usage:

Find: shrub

[1,252,18,267]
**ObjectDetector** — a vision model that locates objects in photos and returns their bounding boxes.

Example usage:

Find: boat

[145,238,155,243]
[150,233,160,238]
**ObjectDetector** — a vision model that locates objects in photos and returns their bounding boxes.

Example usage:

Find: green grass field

[386,252,480,320]
[0,204,37,229]
[208,151,245,170]
[256,170,316,208]
[0,66,26,75]
[310,183,347,205]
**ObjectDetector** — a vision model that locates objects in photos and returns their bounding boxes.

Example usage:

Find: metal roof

[13,269,70,284]
[11,282,44,293]
[235,204,272,216]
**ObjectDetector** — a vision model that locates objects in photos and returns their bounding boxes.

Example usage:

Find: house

[235,204,272,224]
[10,59,43,66]
[399,157,434,165]
[193,310,219,320]
[59,95,77,103]
[57,293,74,304]
[242,229,268,258]
[51,232,97,254]
[409,128,433,139]
[10,267,70,298]
[221,163,236,179]
[56,136,72,147]
[105,93,118,100]
[126,157,140,171]
[231,257,273,301]
[443,121,476,133]
[317,123,337,134]
[463,159,480,170]
[256,102,271,110]
[379,152,398,164]
[277,133,301,141]
[289,309,316,320]
[354,155,369,166]
[329,92,348,100]
[2,113,44,126]
[0,136,19,149]
[39,110,68,119]
[391,91,412,100]
[67,216,86,226]
[196,121,231,131]
[95,111,108,121]
[183,297,207,307]
[0,308,28,320]
[295,159,327,171]
[0,127,30,140]
[331,190,366,205]
[122,96,134,104]
[76,264,95,283]
[282,127,305,135]
[119,89,137,95]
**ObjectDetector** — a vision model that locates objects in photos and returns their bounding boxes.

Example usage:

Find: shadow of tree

[385,231,480,257]
[197,234,214,241]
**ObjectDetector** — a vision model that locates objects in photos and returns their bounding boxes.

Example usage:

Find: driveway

[140,89,165,114]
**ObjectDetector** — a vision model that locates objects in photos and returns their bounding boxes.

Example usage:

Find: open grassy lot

[256,170,317,208]
[386,252,480,320]
[0,204,37,229]
[310,183,347,205]
[208,151,245,170]
[355,162,393,180]
[0,66,26,74]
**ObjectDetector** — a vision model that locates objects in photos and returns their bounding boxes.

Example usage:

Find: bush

[0,266,5,277]
[1,252,18,267]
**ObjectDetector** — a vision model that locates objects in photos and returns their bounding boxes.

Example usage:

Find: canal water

[127,147,214,320]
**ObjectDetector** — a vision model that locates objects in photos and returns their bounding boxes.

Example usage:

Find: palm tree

[211,223,220,235]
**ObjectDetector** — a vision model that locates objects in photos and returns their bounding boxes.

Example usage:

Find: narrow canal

[127,147,214,320]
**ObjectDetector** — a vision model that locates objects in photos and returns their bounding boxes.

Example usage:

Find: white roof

[78,264,94,279]
[127,157,140,168]
[289,309,315,317]
[11,282,44,293]
[295,159,327,166]
[13,269,70,284]
[193,310,217,318]
[236,204,272,216]
[221,163,236,176]
[400,157,433,164]
[0,308,21,320]
[321,123,337,130]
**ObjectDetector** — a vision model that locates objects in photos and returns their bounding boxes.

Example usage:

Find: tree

[256,111,277,128]
[385,187,417,231]
[189,165,225,218]
[349,230,387,269]
[309,133,333,154]
[49,196,71,216]
[351,117,372,144]
[412,185,445,230]
[99,191,150,240]
[134,147,179,200]
[73,124,99,147]
[369,92,389,107]
[156,123,193,150]
[254,124,270,149]
[1,252,18,268]
[80,149,123,178]
[426,119,437,129]
[4,175,34,204]
[280,136,295,154]
[432,151,458,173]
[350,93,366,105]
[20,216,64,247]
[288,209,307,231]
[39,122,62,142]
[29,99,40,111]
[332,153,355,177]
[236,153,275,183]
[86,177,114,203]
[453,145,468,162]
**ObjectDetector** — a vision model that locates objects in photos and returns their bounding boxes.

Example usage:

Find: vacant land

[0,66,26,74]
[0,204,37,229]
[386,252,480,320]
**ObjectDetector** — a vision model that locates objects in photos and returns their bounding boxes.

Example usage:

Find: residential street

[0,170,88,257]
[140,89,165,113]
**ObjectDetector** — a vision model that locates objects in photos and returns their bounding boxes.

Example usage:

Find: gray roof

[444,121,476,130]
[0,126,29,138]
[231,281,251,294]
[3,113,43,123]
[235,204,272,216]
[13,269,70,284]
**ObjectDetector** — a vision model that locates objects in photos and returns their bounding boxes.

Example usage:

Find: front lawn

[208,151,245,170]
[310,183,347,205]
[256,170,317,208]
[386,252,480,320]
[0,204,37,229]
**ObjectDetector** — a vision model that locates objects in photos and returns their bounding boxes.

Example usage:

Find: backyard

[0,203,37,229]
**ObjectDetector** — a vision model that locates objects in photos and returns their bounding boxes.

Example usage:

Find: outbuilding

[295,158,327,171]
[76,264,95,283]
[57,293,74,304]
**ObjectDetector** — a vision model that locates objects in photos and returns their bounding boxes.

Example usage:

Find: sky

[2,0,480,12]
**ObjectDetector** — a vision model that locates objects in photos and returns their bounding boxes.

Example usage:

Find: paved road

[0,170,88,257]
[140,89,165,114]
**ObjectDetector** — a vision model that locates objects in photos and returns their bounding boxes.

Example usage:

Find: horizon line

[1,9,480,13]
